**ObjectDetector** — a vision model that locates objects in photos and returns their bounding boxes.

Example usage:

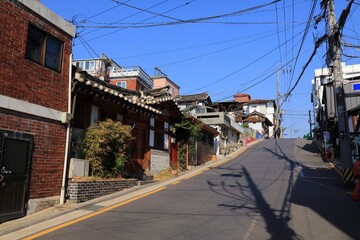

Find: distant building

[73,55,154,91]
[175,93,246,157]
[243,99,276,136]
[152,68,180,96]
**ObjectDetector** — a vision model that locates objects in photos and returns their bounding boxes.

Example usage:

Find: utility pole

[309,110,312,139]
[326,0,354,183]
[276,65,281,138]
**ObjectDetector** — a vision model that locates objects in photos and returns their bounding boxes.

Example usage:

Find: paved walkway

[0,141,259,240]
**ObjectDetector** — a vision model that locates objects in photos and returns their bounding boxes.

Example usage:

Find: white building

[242,100,276,137]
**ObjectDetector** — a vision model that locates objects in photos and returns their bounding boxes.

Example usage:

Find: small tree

[175,117,203,170]
[82,119,134,178]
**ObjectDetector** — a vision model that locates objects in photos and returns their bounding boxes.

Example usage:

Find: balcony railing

[195,112,244,133]
[110,66,153,88]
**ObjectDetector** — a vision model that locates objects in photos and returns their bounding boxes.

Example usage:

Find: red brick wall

[0,1,72,199]
[0,0,72,112]
[109,78,143,91]
[234,94,251,103]
[0,111,67,198]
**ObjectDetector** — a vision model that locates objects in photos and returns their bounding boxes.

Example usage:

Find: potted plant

[170,162,178,175]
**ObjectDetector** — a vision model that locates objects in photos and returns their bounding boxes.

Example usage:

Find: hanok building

[72,69,184,178]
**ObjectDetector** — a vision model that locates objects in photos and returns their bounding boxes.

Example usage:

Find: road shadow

[291,165,360,239]
[298,140,320,154]
[206,138,360,239]
[207,139,302,239]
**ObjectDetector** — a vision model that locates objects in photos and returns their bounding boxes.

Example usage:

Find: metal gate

[0,130,33,223]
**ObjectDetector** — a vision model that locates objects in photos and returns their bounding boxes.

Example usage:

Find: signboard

[353,83,360,91]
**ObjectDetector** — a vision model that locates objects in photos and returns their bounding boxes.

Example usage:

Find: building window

[155,132,164,150]
[75,61,95,72]
[116,114,123,122]
[149,130,155,147]
[149,119,169,151]
[116,81,127,88]
[90,106,99,124]
[164,134,169,150]
[25,24,63,72]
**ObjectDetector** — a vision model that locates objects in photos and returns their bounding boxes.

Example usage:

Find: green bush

[82,119,134,178]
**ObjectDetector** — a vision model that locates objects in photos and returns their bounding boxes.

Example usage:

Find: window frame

[116,81,127,88]
[25,23,64,72]
[149,118,170,151]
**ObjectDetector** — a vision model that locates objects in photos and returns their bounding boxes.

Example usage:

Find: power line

[286,0,318,93]
[213,38,315,103]
[77,34,100,59]
[85,0,132,21]
[213,48,306,102]
[82,20,296,28]
[82,1,195,43]
[283,34,328,104]
[111,0,186,22]
[186,25,306,95]
[81,0,171,37]
[118,27,289,59]
[156,25,304,69]
[78,0,281,31]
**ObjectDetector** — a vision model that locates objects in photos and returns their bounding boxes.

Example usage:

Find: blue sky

[42,0,360,138]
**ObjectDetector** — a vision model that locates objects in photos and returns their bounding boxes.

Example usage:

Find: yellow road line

[329,162,342,176]
[171,180,181,185]
[22,186,167,240]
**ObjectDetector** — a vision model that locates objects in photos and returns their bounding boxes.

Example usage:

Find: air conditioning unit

[69,158,90,178]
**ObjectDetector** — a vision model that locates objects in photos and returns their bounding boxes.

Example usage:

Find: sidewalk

[313,138,343,172]
[0,141,259,240]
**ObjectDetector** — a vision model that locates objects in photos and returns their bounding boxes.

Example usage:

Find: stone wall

[150,149,170,173]
[67,179,138,203]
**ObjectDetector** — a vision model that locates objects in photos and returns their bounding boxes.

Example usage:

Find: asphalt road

[30,139,360,239]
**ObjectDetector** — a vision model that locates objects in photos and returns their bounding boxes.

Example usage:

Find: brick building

[0,0,76,222]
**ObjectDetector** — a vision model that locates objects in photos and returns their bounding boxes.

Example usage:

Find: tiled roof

[142,86,171,98]
[74,70,161,115]
[233,93,250,97]
[74,68,183,117]
[174,92,210,103]
[244,99,275,104]
[248,111,265,117]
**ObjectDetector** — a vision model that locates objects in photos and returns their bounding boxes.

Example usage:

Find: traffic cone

[352,179,360,201]
[324,149,329,160]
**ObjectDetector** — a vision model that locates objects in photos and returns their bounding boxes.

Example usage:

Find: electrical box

[68,158,90,178]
